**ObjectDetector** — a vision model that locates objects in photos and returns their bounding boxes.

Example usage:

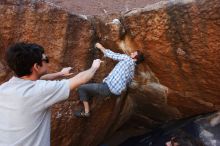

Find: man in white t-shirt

[0,42,102,146]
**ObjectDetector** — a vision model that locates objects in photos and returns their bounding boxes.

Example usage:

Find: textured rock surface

[122,0,220,116]
[0,0,219,146]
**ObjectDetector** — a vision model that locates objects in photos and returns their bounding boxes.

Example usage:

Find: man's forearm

[40,67,73,80]
[40,72,63,80]
[99,47,106,54]
[69,67,98,90]
[74,67,97,83]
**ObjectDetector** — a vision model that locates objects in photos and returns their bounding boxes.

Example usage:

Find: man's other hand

[60,67,73,77]
[91,59,102,70]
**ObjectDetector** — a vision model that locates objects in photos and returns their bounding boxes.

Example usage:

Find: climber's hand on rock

[95,43,106,53]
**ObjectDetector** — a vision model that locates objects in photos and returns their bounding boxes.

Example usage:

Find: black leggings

[77,83,113,101]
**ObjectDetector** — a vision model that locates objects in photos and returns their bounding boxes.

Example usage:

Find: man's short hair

[135,50,145,64]
[6,42,45,77]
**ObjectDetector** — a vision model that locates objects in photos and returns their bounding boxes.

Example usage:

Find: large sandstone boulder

[0,0,219,145]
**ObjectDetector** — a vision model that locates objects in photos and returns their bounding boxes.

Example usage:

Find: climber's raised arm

[95,42,129,61]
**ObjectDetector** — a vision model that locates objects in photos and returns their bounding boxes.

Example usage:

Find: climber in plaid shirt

[74,43,144,118]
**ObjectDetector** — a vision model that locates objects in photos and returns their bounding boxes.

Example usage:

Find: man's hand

[91,59,102,70]
[95,43,106,53]
[60,67,74,77]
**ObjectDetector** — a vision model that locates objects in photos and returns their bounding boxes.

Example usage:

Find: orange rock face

[0,0,219,146]
[122,0,220,116]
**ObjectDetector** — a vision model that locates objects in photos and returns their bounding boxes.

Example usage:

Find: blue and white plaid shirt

[103,49,136,95]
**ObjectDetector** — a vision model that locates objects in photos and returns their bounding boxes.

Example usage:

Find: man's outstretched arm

[95,43,129,61]
[69,59,102,90]
[40,67,73,80]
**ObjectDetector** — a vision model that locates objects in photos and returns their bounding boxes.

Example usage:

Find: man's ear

[33,63,40,72]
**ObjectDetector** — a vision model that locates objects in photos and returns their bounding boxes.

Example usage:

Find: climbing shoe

[74,110,90,118]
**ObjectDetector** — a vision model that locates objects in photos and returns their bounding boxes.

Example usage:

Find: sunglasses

[42,54,49,63]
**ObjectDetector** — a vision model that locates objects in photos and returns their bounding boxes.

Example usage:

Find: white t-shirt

[0,77,70,146]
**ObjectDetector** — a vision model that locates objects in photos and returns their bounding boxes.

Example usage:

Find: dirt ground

[46,0,163,15]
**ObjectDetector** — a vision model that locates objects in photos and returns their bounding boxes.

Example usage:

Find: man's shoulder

[0,78,14,88]
[117,54,130,60]
[122,56,134,63]
[0,81,7,87]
